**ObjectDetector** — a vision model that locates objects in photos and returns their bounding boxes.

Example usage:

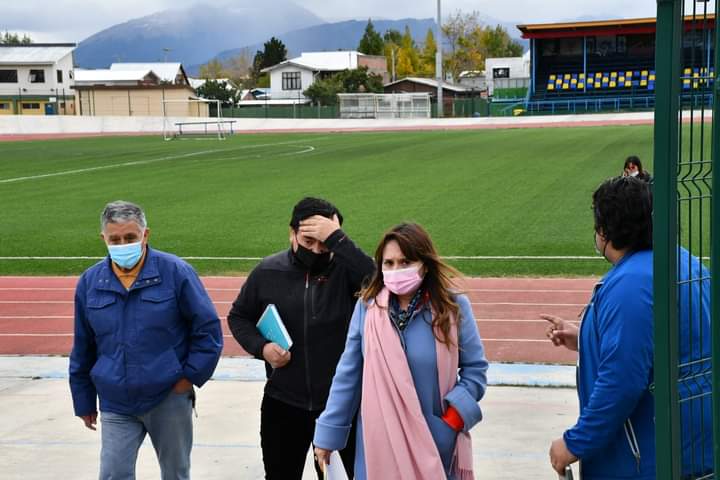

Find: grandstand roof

[518,14,716,39]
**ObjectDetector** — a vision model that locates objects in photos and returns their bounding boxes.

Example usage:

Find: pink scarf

[361,288,474,480]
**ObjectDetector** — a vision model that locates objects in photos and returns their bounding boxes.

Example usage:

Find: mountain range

[74,0,531,73]
[74,0,323,68]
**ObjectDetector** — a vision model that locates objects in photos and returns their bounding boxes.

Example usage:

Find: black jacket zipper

[304,272,313,411]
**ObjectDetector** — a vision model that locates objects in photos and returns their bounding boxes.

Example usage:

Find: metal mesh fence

[654,1,718,478]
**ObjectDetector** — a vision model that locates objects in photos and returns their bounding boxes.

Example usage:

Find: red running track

[0,276,597,365]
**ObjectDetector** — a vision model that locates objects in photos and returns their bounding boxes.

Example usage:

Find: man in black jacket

[228,197,374,480]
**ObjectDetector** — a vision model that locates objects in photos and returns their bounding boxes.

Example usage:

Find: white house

[484,50,531,96]
[262,51,387,102]
[72,64,203,117]
[188,77,236,90]
[0,43,76,115]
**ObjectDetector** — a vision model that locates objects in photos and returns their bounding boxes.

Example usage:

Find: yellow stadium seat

[563,83,569,89]
[611,72,618,78]
[579,73,585,79]
[571,78,577,84]
[619,76,625,82]
[693,72,700,78]
[693,81,699,88]
[625,82,632,87]
[642,70,648,76]
[548,84,555,90]
[596,73,602,78]
[578,83,585,89]
[588,78,594,84]
[550,74,556,80]
[564,74,571,79]
[684,68,692,75]
[626,71,633,77]
[650,74,656,80]
[610,81,616,88]
[640,80,648,86]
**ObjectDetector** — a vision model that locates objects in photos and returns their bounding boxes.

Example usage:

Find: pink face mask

[382,264,424,295]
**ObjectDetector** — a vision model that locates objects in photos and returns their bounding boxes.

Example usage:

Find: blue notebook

[256,304,293,350]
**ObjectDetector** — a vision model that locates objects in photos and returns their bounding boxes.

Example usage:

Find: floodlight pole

[435,0,443,117]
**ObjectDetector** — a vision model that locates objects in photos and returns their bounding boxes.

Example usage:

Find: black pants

[261,394,356,480]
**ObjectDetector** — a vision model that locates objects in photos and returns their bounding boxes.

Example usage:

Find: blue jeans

[99,389,194,480]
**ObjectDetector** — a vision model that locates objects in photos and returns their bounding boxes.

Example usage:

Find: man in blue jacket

[69,200,223,480]
[543,177,713,479]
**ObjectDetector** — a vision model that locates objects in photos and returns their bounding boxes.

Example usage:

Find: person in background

[314,222,488,480]
[623,155,653,182]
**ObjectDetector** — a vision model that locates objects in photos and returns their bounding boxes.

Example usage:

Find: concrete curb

[0,355,576,388]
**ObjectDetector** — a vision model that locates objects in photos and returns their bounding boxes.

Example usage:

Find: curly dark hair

[592,176,652,251]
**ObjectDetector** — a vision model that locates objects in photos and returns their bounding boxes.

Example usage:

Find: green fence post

[712,3,720,474]
[653,0,683,478]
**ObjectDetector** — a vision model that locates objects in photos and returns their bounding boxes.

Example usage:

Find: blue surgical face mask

[107,241,144,269]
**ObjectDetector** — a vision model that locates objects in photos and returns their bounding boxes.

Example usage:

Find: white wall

[0,111,660,137]
[0,52,75,98]
[269,65,315,100]
[485,56,530,94]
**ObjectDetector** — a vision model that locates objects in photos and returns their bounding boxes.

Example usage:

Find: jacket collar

[95,246,162,293]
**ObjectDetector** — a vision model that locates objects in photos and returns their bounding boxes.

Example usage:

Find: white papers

[323,451,348,480]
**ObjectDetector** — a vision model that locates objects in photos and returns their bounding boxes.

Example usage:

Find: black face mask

[294,244,332,273]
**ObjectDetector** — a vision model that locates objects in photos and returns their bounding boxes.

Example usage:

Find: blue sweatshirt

[565,248,713,479]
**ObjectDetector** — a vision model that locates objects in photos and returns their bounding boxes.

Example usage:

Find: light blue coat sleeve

[313,299,365,451]
[443,294,489,432]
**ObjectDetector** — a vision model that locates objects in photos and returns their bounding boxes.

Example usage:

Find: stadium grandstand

[515,15,715,113]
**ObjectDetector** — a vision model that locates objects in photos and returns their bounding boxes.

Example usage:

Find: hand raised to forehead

[298,214,340,242]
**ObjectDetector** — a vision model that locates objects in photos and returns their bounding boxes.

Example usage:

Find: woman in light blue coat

[313,223,488,480]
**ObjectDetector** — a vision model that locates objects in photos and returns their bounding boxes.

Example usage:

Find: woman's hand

[314,447,332,471]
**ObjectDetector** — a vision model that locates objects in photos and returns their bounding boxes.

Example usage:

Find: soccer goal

[161,97,234,141]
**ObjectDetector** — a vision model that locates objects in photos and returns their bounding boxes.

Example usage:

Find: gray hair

[101,201,147,232]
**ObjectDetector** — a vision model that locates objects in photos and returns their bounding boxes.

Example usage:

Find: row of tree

[197,12,523,88]
[1,31,33,45]
[357,13,523,82]
[198,37,287,88]
[196,12,524,106]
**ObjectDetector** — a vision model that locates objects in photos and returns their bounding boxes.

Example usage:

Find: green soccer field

[0,125,655,276]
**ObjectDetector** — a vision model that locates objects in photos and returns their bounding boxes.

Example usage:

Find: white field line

[0,333,548,342]
[0,300,584,308]
[470,302,585,307]
[0,140,320,184]
[1,255,709,261]
[0,333,74,337]
[0,316,580,324]
[0,287,589,293]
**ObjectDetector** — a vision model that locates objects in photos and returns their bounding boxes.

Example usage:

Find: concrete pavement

[1,356,580,479]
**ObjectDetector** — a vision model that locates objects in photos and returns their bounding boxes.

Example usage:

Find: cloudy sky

[2,0,673,43]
